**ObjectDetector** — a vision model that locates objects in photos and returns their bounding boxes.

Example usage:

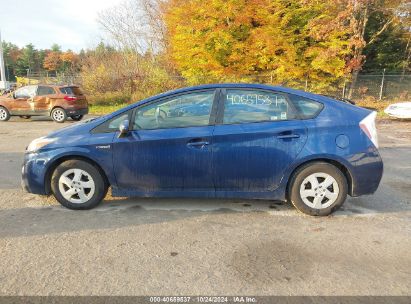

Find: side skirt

[111,187,286,201]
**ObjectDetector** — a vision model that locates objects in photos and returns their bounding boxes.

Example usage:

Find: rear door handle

[277,134,300,139]
[187,141,210,149]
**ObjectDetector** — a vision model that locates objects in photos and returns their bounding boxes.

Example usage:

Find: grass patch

[89,103,128,115]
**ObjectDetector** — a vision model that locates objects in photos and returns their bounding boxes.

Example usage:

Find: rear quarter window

[288,94,323,119]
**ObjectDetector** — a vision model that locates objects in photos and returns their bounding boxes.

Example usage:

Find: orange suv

[0,84,88,123]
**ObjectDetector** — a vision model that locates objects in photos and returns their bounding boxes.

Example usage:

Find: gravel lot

[0,116,410,296]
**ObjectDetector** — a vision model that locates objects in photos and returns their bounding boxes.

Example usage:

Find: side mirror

[118,119,130,137]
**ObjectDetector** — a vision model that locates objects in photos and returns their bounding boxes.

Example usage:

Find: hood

[0,95,12,102]
[46,116,103,138]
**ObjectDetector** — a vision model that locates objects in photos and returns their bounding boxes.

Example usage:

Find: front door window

[134,91,215,130]
[14,86,37,99]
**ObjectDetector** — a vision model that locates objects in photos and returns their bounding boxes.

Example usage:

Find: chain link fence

[343,73,411,101]
[21,71,411,102]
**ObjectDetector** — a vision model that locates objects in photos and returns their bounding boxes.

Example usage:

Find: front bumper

[21,152,50,195]
[65,107,89,116]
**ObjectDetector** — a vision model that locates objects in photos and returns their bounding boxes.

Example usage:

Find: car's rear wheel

[288,162,348,216]
[70,115,84,121]
[51,160,108,210]
[19,115,31,119]
[0,106,11,121]
[51,107,67,123]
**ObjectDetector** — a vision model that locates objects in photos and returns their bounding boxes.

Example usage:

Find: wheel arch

[0,105,11,121]
[285,158,354,199]
[44,155,110,194]
[49,105,65,115]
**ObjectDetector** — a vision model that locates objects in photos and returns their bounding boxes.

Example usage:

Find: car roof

[97,82,370,122]
[129,83,329,108]
[153,83,313,96]
[24,84,80,88]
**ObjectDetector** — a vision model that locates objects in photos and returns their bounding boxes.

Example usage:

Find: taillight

[359,111,378,148]
[64,95,78,101]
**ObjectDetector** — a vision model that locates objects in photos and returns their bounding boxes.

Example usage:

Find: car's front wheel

[51,160,108,210]
[0,106,11,121]
[288,162,348,216]
[51,107,67,123]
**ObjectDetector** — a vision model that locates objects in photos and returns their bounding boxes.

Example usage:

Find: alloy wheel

[52,109,65,122]
[58,168,95,204]
[299,172,339,209]
[0,108,7,120]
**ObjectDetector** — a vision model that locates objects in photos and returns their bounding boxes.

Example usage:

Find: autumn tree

[1,42,21,80]
[163,0,354,91]
[43,44,79,74]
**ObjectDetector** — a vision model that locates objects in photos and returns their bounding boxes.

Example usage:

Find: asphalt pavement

[0,116,410,295]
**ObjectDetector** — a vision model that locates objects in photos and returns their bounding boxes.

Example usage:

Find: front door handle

[277,134,300,139]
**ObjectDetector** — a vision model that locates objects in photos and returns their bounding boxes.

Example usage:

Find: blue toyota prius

[22,84,383,216]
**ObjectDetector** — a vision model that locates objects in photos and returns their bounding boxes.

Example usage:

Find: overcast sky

[0,0,124,51]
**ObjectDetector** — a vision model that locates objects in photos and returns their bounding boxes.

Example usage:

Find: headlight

[26,137,57,153]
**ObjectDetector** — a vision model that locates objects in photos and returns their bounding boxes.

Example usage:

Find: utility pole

[379,68,386,101]
[0,30,7,90]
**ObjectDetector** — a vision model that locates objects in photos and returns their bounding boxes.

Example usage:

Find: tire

[51,160,108,210]
[0,106,11,121]
[70,115,84,121]
[51,107,67,123]
[288,162,348,216]
[19,115,31,119]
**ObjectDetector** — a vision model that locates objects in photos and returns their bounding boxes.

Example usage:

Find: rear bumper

[65,107,88,116]
[350,147,383,196]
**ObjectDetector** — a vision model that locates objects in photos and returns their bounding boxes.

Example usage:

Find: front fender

[23,145,116,195]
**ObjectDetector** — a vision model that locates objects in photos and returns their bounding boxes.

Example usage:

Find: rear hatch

[60,86,88,107]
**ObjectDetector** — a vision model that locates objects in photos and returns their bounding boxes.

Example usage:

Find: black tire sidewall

[0,107,11,121]
[289,162,348,216]
[51,108,67,123]
[51,160,107,210]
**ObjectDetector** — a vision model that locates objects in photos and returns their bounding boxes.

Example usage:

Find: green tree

[15,44,37,76]
[362,10,411,72]
[50,43,62,52]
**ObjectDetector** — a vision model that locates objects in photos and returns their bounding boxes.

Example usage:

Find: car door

[212,88,307,192]
[9,85,37,114]
[112,89,219,193]
[33,86,55,114]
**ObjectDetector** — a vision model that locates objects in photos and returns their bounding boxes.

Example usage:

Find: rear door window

[222,89,297,124]
[37,86,55,96]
